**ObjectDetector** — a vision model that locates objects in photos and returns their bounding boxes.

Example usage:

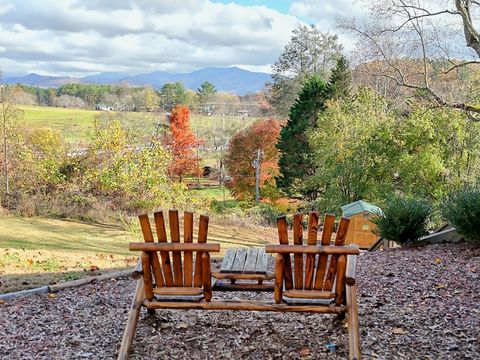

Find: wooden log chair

[265,212,361,360]
[118,210,220,360]
[119,210,361,360]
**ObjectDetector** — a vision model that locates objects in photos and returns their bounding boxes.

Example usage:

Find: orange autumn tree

[164,105,201,182]
[225,118,281,200]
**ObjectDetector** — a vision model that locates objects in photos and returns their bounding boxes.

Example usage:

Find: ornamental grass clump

[373,197,432,245]
[442,187,480,243]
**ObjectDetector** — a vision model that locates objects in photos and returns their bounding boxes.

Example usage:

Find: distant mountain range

[3,67,272,95]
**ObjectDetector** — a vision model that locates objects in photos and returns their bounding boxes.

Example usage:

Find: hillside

[0,215,277,293]
[4,67,272,95]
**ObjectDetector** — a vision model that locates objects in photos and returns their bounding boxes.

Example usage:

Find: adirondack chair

[118,210,220,360]
[119,210,360,360]
[265,212,361,360]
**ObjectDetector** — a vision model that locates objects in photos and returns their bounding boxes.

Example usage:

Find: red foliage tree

[225,118,281,200]
[164,105,200,182]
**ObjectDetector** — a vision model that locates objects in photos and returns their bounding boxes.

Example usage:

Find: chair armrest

[129,243,220,252]
[265,244,359,255]
[345,255,357,286]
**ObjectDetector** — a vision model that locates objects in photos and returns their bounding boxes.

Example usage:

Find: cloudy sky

[0,0,364,77]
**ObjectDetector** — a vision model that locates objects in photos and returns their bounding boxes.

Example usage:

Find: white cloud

[289,0,367,52]
[290,0,366,31]
[0,0,303,76]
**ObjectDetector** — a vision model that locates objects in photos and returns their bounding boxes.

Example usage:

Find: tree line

[1,1,479,224]
[7,80,270,116]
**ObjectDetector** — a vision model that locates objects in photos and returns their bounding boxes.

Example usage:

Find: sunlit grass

[18,105,259,146]
[0,214,277,292]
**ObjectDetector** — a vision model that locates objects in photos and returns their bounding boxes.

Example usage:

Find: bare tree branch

[344,0,480,115]
[456,0,480,57]
[444,60,480,73]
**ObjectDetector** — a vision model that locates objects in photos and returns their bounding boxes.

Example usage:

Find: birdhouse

[341,200,382,249]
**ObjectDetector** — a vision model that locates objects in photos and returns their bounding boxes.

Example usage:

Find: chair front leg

[274,253,284,304]
[202,252,212,302]
[346,284,361,360]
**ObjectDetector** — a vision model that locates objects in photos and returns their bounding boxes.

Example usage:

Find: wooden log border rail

[118,210,361,360]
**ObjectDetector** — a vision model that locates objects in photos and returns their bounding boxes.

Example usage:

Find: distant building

[236,109,249,117]
[341,200,382,249]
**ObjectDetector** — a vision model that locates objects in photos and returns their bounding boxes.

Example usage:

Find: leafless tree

[343,0,480,117]
[0,72,24,196]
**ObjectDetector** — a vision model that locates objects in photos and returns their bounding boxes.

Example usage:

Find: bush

[245,203,283,227]
[373,197,432,245]
[442,187,480,243]
[210,199,238,214]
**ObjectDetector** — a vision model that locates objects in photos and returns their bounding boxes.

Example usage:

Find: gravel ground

[0,242,479,359]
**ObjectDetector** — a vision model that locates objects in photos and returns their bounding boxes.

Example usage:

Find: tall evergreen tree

[329,55,351,99]
[268,25,343,118]
[276,76,332,199]
[197,81,217,115]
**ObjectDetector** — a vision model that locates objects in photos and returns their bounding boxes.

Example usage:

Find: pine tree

[329,55,351,99]
[276,76,332,199]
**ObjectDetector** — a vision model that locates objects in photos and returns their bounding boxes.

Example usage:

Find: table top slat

[230,248,248,273]
[254,249,268,274]
[243,248,259,273]
[220,248,237,273]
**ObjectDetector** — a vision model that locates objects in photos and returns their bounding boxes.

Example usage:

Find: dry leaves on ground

[0,242,479,359]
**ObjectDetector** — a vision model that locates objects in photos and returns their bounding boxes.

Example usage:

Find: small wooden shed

[341,200,382,249]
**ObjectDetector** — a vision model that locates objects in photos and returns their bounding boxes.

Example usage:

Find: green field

[18,105,257,146]
[0,105,267,293]
[19,105,99,143]
[0,214,276,293]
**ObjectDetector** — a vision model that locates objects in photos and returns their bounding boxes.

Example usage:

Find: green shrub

[210,199,238,214]
[246,203,283,227]
[373,197,432,245]
[442,187,480,243]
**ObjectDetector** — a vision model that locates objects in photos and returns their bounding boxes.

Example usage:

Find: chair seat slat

[153,287,203,296]
[284,289,335,299]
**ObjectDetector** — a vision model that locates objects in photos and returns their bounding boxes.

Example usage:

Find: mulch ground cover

[0,242,479,359]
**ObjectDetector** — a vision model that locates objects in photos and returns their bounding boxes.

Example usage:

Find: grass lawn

[0,216,136,293]
[0,214,276,293]
[188,184,233,201]
[18,105,258,146]
[19,105,99,143]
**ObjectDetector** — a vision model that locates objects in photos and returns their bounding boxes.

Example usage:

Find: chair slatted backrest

[138,210,209,290]
[277,212,350,305]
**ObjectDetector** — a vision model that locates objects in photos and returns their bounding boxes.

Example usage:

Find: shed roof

[341,200,383,218]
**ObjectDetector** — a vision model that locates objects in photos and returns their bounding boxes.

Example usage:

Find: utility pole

[196,125,200,186]
[252,149,262,204]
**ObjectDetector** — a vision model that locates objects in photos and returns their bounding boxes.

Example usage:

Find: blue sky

[213,0,292,14]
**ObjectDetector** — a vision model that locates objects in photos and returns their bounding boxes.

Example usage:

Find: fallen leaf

[0,299,5,305]
[90,265,99,271]
[469,267,476,273]
[176,323,189,329]
[434,257,442,264]
[48,293,56,298]
[299,348,311,356]
[26,258,34,266]
[392,327,407,334]
[436,283,446,289]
